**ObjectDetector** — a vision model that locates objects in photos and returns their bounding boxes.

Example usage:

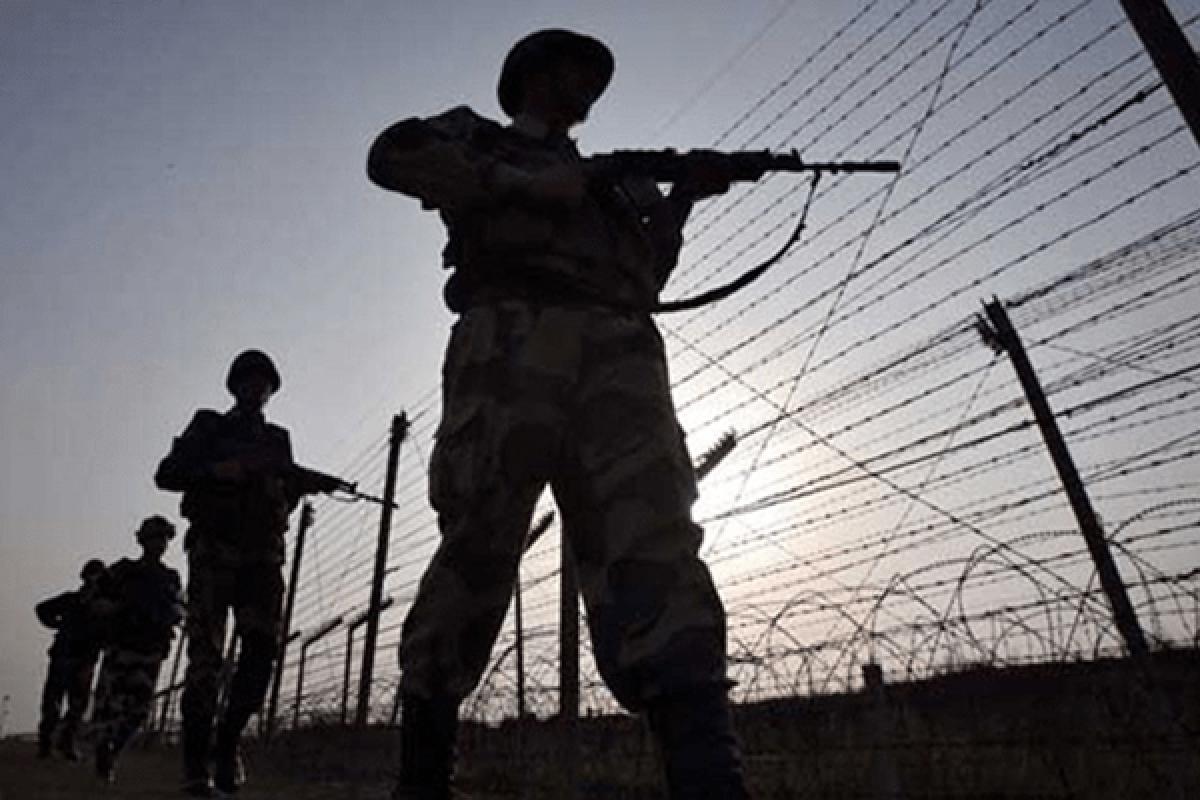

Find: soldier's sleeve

[624,176,689,288]
[273,426,304,511]
[367,105,510,214]
[155,410,222,492]
[34,592,72,629]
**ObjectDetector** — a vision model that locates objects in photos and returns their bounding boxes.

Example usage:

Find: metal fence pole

[356,413,408,726]
[265,502,314,741]
[1118,0,1200,151]
[981,299,1148,656]
[292,615,344,730]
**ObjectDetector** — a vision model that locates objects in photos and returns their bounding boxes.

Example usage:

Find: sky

[3,1,1199,734]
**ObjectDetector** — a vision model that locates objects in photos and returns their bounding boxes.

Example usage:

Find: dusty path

[0,740,396,800]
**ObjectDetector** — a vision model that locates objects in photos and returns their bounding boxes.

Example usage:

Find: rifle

[222,447,397,509]
[582,149,899,312]
[584,149,900,183]
[289,464,397,509]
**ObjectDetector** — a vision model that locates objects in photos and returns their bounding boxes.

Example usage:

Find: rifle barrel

[799,160,900,173]
[587,150,900,182]
[731,152,900,173]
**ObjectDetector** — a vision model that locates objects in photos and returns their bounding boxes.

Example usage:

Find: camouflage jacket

[100,557,183,654]
[367,106,688,312]
[35,587,104,659]
[155,407,300,564]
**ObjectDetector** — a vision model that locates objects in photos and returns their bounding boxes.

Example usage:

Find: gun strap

[652,172,821,314]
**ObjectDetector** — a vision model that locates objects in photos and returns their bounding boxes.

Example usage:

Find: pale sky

[3,1,1199,734]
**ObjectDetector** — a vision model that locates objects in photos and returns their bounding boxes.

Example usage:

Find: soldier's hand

[670,155,735,202]
[316,473,348,494]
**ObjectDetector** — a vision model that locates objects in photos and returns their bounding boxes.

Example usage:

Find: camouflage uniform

[156,402,297,789]
[371,30,750,798]
[91,556,183,757]
[35,579,105,758]
[370,110,729,707]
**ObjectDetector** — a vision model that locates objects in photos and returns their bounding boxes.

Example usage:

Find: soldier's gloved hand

[670,156,735,202]
[318,474,349,494]
[491,162,587,207]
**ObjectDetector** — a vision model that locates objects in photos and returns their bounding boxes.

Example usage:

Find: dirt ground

[0,739,398,800]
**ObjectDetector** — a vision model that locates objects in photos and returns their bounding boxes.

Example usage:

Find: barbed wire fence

[151,1,1200,795]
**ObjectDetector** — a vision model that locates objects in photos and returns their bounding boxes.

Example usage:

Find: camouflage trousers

[181,552,284,738]
[38,651,97,751]
[91,647,164,752]
[400,302,729,711]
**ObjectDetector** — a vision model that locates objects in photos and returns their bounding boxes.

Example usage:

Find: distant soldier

[91,515,184,783]
[34,558,107,761]
[156,349,333,797]
[368,29,747,799]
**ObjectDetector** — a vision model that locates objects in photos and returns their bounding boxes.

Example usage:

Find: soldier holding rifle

[368,29,750,799]
[155,349,345,797]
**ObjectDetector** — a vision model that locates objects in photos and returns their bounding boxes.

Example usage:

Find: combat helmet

[80,559,106,581]
[226,349,282,394]
[136,515,176,542]
[497,28,614,117]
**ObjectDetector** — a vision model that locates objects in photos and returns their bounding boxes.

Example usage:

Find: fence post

[356,413,408,726]
[862,662,901,799]
[1118,0,1200,151]
[293,615,344,730]
[265,501,314,741]
[980,299,1147,657]
[342,597,393,725]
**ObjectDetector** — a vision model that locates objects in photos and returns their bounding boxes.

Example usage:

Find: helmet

[497,29,614,117]
[226,349,281,395]
[136,515,176,543]
[80,559,106,581]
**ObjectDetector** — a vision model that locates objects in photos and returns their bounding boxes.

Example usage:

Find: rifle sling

[652,171,820,313]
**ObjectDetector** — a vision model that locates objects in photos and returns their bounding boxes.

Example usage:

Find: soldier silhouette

[90,515,184,784]
[156,349,335,797]
[368,28,748,799]
[34,558,107,761]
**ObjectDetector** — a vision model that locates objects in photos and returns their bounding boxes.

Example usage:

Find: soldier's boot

[55,727,81,762]
[211,633,274,796]
[36,717,55,759]
[181,713,214,796]
[211,719,249,796]
[647,685,751,800]
[181,779,214,799]
[391,694,465,800]
[94,739,117,784]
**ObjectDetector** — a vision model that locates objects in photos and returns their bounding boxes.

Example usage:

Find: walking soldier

[91,515,184,783]
[34,558,107,760]
[156,349,333,797]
